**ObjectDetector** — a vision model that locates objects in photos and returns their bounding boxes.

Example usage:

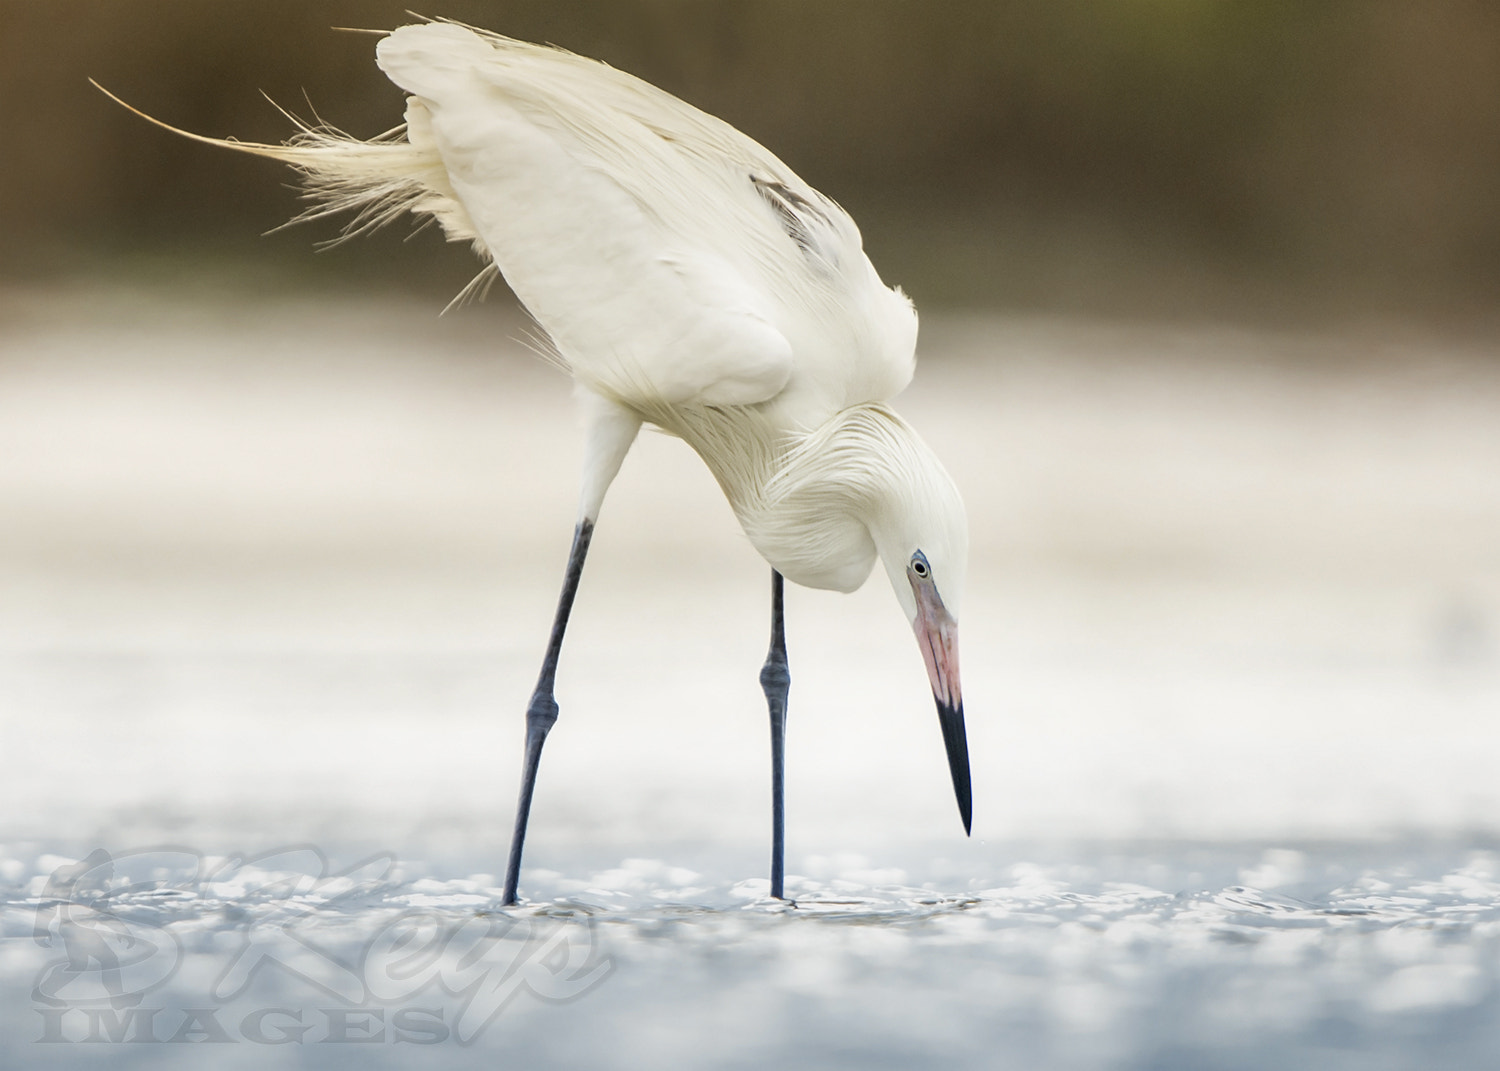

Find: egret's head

[869,459,968,632]
[864,419,971,835]
[760,403,972,833]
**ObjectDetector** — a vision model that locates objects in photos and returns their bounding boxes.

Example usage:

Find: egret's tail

[89,79,483,256]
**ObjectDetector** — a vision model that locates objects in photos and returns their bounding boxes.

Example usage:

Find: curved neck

[641,402,923,593]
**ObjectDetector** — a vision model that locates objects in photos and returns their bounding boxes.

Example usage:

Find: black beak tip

[936,697,972,837]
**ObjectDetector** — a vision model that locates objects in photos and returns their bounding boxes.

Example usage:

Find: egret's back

[293,23,919,424]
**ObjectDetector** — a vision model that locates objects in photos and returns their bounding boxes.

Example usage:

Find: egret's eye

[910,554,930,579]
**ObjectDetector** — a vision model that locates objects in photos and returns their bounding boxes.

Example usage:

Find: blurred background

[2,0,1499,865]
[5,0,1500,320]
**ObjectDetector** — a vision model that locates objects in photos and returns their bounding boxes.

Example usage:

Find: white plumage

[101,20,972,903]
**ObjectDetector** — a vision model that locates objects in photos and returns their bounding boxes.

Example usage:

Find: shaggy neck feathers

[635,400,934,593]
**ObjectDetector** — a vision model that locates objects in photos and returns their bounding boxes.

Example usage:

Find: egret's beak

[913,584,972,834]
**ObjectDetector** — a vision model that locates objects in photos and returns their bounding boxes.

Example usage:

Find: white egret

[98,20,971,905]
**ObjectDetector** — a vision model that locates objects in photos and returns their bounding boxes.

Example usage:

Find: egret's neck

[638,401,925,593]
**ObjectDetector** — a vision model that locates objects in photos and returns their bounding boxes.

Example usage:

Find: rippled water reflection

[5,845,1500,1068]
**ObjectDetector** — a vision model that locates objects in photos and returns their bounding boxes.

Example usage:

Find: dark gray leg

[760,570,790,900]
[502,519,595,906]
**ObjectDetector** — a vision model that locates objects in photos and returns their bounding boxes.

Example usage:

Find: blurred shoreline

[4,259,1500,350]
[5,1,1499,326]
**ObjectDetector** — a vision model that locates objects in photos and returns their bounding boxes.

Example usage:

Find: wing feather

[162,22,915,414]
[380,24,804,407]
[378,23,917,416]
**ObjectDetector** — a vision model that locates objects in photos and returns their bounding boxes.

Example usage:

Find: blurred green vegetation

[3,0,1498,320]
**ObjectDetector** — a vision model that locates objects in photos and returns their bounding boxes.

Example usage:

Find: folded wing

[377,23,916,413]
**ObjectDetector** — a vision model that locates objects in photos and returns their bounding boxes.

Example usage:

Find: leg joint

[759,658,790,695]
[526,690,559,731]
